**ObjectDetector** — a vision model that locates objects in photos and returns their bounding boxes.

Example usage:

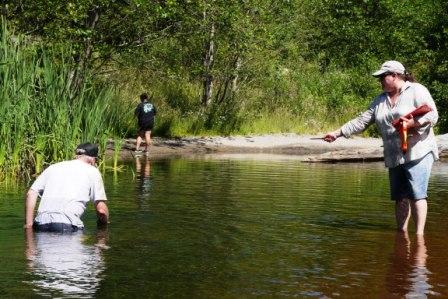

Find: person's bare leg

[144,159,150,177]
[135,155,141,173]
[144,131,151,152]
[414,234,427,267]
[410,199,427,235]
[136,135,143,151]
[394,230,410,252]
[395,198,411,232]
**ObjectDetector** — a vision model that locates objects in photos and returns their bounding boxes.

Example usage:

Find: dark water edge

[1,155,448,298]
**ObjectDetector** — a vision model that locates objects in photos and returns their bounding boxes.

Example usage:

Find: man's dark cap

[75,142,99,158]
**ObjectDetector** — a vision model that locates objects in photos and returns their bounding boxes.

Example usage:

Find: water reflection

[25,229,108,298]
[3,158,447,297]
[386,232,438,297]
[135,156,151,196]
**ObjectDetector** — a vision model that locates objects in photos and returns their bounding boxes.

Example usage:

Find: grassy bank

[1,18,383,181]
[111,62,380,138]
[0,21,129,181]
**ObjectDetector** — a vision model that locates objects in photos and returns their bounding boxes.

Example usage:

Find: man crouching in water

[24,142,109,232]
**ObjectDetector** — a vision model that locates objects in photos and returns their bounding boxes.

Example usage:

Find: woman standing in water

[324,60,438,235]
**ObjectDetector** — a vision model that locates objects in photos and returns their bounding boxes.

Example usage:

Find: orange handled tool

[400,121,408,153]
[392,104,432,153]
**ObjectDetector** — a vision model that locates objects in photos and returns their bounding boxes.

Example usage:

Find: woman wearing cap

[323,60,438,235]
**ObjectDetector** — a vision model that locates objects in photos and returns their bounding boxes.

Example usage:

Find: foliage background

[1,0,447,177]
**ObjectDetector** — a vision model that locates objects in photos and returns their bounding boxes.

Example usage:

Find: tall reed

[0,19,127,181]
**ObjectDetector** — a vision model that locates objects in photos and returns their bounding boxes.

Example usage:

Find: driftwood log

[107,134,448,163]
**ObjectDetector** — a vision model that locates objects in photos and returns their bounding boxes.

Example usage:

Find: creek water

[1,154,448,298]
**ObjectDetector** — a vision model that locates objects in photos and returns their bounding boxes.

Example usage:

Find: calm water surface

[2,154,448,298]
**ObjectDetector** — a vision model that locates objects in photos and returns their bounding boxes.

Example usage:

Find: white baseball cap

[372,60,405,77]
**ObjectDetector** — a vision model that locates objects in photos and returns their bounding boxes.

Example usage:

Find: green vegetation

[0,20,129,180]
[1,0,448,178]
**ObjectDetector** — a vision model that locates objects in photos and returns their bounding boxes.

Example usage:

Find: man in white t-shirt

[24,143,109,233]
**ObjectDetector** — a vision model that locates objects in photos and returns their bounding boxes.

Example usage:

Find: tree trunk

[202,21,215,107]
[71,5,99,98]
[216,55,242,105]
[231,55,242,93]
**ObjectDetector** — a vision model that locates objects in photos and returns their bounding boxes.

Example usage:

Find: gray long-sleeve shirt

[340,81,438,168]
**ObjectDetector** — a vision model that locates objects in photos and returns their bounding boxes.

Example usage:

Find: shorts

[388,152,434,201]
[138,121,154,132]
[33,222,81,233]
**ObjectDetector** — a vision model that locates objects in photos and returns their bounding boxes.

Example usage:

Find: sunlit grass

[109,57,378,138]
[1,17,382,182]
[0,19,128,180]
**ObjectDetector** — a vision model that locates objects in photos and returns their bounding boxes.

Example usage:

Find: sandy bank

[108,133,448,162]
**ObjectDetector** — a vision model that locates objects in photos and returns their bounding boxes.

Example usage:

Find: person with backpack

[135,92,157,154]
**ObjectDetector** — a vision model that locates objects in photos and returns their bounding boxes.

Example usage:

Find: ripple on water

[2,158,448,297]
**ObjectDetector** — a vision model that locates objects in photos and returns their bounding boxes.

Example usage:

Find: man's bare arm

[95,200,109,225]
[24,190,38,228]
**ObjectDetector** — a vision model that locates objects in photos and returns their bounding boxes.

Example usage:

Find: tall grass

[0,18,384,182]
[0,19,127,181]
[111,60,380,137]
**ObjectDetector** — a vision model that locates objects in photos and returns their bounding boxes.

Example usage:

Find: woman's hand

[398,115,418,129]
[323,130,342,143]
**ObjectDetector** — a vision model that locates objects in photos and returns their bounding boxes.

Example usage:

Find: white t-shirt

[31,159,107,227]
